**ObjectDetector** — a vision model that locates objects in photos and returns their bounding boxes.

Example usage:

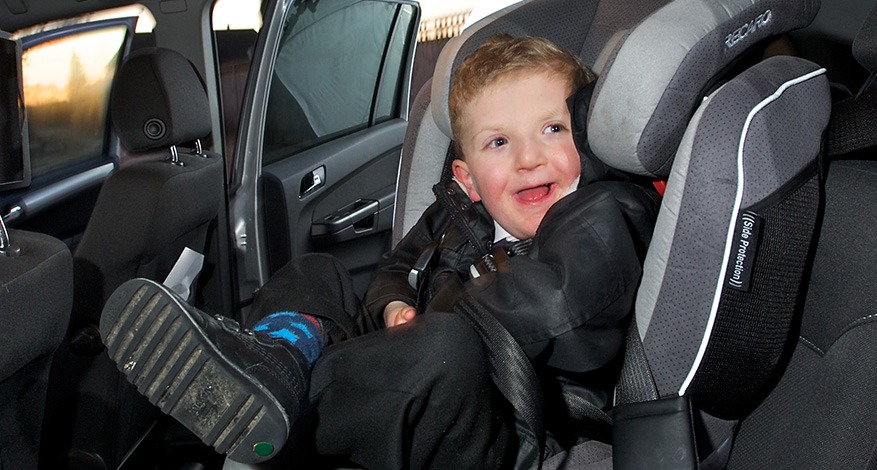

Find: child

[100,34,659,468]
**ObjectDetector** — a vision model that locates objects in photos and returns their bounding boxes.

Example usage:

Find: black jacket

[363,174,659,427]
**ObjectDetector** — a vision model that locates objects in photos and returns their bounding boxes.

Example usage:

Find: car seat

[0,222,72,469]
[395,0,828,468]
[726,4,877,468]
[41,47,225,469]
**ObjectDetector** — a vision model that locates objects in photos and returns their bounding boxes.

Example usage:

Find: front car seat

[41,47,225,469]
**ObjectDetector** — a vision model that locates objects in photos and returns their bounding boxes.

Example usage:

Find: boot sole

[100,278,289,464]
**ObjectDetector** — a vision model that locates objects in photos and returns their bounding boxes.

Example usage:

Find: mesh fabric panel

[688,173,820,419]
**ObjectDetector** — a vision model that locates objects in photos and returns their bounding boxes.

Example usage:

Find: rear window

[21,24,127,178]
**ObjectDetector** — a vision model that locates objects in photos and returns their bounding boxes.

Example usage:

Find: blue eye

[488,137,507,148]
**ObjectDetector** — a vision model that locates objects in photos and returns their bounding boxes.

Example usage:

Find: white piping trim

[677,67,826,396]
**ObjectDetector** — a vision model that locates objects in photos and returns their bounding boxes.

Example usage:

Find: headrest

[588,0,820,178]
[430,0,672,140]
[110,47,211,153]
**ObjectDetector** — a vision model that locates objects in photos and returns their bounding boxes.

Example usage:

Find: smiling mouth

[516,184,553,202]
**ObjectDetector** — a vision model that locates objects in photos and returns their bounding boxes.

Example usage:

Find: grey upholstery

[574,0,829,467]
[588,0,820,178]
[0,229,72,469]
[42,47,224,468]
[633,56,828,409]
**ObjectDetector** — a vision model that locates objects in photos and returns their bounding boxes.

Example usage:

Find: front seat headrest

[110,47,211,152]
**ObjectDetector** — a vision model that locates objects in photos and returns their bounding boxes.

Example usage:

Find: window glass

[262,1,410,166]
[375,5,415,123]
[21,25,126,178]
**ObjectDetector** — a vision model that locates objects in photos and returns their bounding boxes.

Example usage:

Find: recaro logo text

[725,10,772,49]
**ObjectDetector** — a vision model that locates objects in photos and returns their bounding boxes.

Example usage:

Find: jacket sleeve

[361,201,448,331]
[462,183,656,373]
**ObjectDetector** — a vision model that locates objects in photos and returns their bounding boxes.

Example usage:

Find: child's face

[452,70,581,240]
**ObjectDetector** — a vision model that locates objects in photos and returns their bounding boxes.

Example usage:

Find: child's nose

[516,141,547,169]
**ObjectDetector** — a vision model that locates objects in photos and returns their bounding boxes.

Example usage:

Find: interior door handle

[300,166,325,198]
[310,199,380,246]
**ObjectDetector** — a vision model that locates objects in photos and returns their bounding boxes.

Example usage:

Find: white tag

[163,247,204,301]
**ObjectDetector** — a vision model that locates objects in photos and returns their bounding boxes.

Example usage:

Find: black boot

[99,278,309,464]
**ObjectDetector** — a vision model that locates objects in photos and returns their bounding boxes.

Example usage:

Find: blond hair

[448,34,595,157]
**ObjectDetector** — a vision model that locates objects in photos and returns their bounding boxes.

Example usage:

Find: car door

[0,18,135,248]
[228,0,420,308]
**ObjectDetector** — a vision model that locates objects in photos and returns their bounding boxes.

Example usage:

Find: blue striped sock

[253,311,325,367]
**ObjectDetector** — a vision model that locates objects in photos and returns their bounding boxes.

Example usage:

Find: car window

[21,23,128,179]
[262,1,416,166]
[375,5,416,123]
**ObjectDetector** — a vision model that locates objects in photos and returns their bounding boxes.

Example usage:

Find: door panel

[230,0,419,308]
[262,120,406,293]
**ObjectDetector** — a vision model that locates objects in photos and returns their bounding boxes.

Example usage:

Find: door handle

[300,166,325,198]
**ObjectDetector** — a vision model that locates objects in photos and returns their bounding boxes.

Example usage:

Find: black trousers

[246,254,514,469]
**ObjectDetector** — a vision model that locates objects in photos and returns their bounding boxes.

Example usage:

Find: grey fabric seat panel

[589,0,821,178]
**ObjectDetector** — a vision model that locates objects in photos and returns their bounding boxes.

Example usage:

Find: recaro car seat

[727,5,877,468]
[579,0,827,468]
[41,47,225,468]
[0,226,72,468]
[396,0,827,468]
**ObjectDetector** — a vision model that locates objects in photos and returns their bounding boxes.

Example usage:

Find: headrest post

[193,139,204,156]
[0,216,21,257]
[168,145,184,166]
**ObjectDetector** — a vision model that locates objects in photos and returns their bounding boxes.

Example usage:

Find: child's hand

[384,301,417,328]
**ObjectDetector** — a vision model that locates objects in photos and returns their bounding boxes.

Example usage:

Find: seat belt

[614,316,659,405]
[453,290,612,468]
[826,90,877,158]
[454,296,547,468]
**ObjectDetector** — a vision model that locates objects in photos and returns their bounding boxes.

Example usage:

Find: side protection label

[727,210,762,291]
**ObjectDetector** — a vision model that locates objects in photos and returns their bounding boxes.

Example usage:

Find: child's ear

[451,159,481,202]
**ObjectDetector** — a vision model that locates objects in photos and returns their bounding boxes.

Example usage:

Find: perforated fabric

[637,57,829,398]
[588,0,820,177]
